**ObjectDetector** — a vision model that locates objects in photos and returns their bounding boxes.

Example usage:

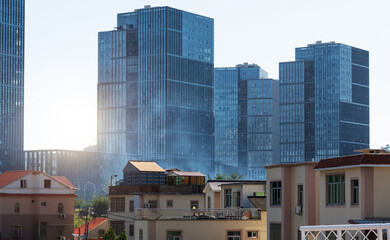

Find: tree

[89,196,109,218]
[213,173,243,180]
[83,144,97,152]
[381,144,390,152]
[101,228,127,240]
[74,198,85,209]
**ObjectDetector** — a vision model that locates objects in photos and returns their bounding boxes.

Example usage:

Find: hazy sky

[25,0,390,150]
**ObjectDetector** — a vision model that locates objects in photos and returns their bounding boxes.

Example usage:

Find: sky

[24,0,390,150]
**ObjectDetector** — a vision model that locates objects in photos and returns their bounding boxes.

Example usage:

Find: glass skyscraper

[215,63,279,180]
[0,1,25,172]
[98,6,214,174]
[280,41,369,163]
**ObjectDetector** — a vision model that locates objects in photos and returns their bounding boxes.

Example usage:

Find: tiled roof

[314,153,390,170]
[0,170,33,188]
[74,218,108,236]
[248,196,267,210]
[130,161,165,172]
[53,176,77,189]
[171,171,205,177]
[205,180,266,192]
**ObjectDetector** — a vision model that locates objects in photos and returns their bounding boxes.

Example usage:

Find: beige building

[109,161,267,240]
[0,170,76,240]
[266,149,390,240]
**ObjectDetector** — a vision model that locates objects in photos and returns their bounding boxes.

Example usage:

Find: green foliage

[214,173,243,180]
[382,144,390,152]
[101,228,127,240]
[74,213,85,228]
[74,198,85,209]
[89,196,109,218]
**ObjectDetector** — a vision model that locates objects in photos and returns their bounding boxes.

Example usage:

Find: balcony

[300,223,390,240]
[109,185,205,195]
[135,208,262,221]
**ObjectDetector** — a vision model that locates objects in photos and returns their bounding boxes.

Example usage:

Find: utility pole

[84,207,89,240]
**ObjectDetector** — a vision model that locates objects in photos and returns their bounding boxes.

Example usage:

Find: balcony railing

[135,208,261,220]
[300,223,390,240]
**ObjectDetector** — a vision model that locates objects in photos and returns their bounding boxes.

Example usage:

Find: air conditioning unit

[144,203,151,208]
[295,205,302,216]
[59,214,66,219]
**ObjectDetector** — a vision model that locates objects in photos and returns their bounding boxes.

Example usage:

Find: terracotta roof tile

[314,154,390,170]
[0,170,33,188]
[74,218,108,236]
[53,176,77,189]
[130,161,165,172]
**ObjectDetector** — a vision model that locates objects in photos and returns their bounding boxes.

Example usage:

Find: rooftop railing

[300,223,390,240]
[135,208,261,220]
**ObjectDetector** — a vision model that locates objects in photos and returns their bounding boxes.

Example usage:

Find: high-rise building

[214,63,280,180]
[0,0,25,172]
[98,6,214,174]
[280,41,369,163]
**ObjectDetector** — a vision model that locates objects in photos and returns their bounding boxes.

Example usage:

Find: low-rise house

[73,218,109,240]
[0,170,77,239]
[265,149,390,240]
[109,161,268,240]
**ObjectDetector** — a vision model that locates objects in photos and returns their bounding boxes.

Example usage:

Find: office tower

[280,41,369,163]
[214,63,280,180]
[98,6,214,174]
[0,0,25,172]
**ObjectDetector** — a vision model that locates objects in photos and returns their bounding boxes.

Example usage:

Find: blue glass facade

[215,64,279,180]
[98,6,214,174]
[280,41,369,162]
[0,0,24,172]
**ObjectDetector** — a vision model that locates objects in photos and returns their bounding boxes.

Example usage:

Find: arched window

[58,203,64,213]
[14,202,20,213]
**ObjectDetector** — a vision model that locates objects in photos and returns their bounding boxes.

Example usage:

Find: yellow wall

[373,168,390,217]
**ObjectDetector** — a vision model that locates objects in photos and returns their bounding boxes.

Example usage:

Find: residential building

[73,218,109,240]
[265,161,319,240]
[108,161,267,240]
[0,0,25,172]
[0,170,76,239]
[265,149,390,240]
[97,6,214,175]
[215,63,279,180]
[24,149,129,200]
[280,41,369,163]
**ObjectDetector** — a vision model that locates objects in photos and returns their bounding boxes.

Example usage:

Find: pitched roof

[129,161,165,172]
[170,171,205,177]
[53,176,77,190]
[74,218,108,236]
[314,153,390,170]
[0,170,33,188]
[248,196,267,210]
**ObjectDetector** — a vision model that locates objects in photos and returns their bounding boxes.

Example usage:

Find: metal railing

[300,223,390,240]
[135,208,261,220]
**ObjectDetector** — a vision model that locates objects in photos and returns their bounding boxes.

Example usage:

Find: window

[247,231,258,238]
[12,226,23,238]
[44,179,51,188]
[270,224,281,240]
[41,202,46,207]
[129,200,134,212]
[351,179,359,205]
[111,221,124,235]
[207,196,211,209]
[190,201,198,209]
[110,198,125,212]
[139,229,143,240]
[224,189,232,208]
[167,231,181,240]
[20,179,27,188]
[58,203,64,213]
[327,174,345,205]
[148,200,157,208]
[297,185,303,206]
[227,231,241,240]
[99,229,105,238]
[14,202,20,213]
[233,191,241,207]
[167,200,173,208]
[271,182,282,206]
[129,224,134,236]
